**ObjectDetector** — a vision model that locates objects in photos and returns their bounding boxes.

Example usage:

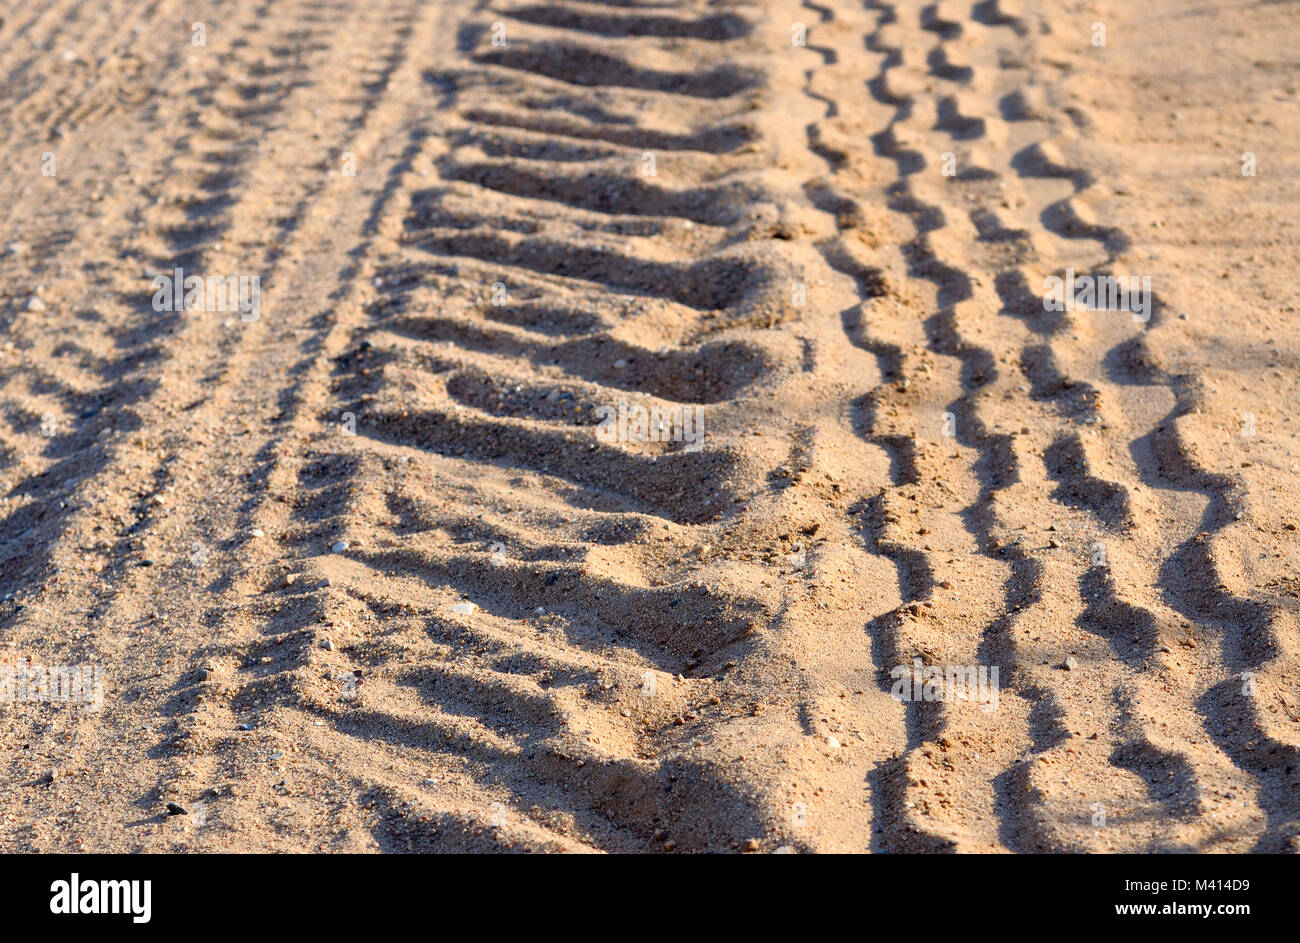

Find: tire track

[276,0,908,851]
[803,0,1275,851]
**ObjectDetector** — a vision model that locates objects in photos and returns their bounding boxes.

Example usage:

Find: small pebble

[250,527,264,538]
[825,735,840,749]
[26,296,46,312]
[165,802,187,816]
[449,602,476,615]
[331,540,348,553]
[1063,656,1079,671]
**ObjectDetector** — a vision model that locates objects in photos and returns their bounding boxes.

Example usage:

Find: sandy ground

[0,0,1297,853]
